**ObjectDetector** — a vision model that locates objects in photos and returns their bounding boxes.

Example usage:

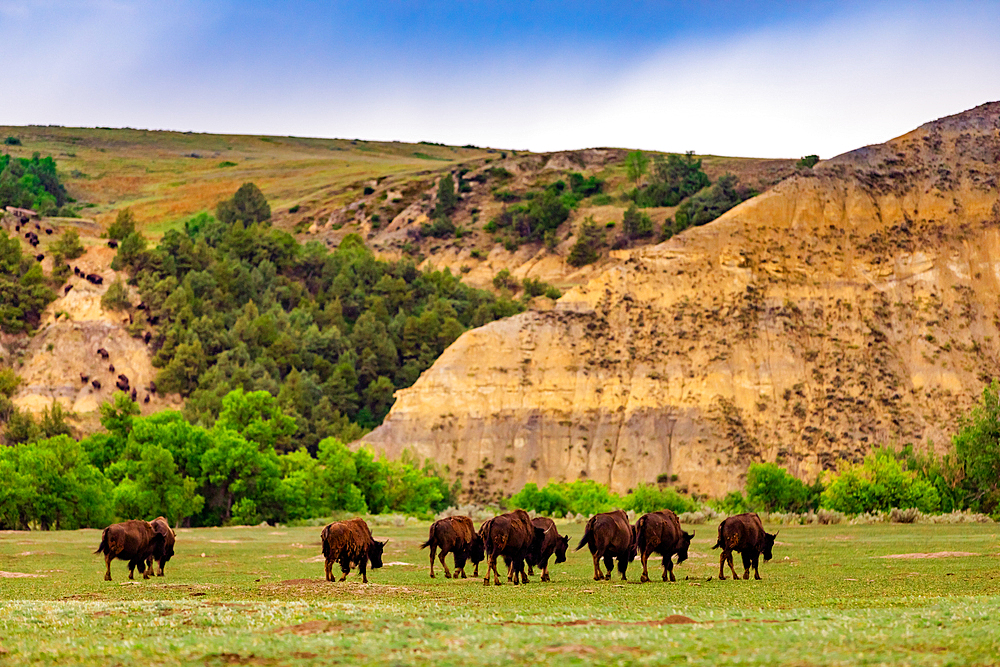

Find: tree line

[0,388,454,530]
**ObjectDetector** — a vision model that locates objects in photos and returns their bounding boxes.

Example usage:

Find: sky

[1,0,999,158]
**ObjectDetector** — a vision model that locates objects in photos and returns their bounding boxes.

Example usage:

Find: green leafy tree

[216,183,271,227]
[952,380,1000,514]
[0,231,56,333]
[52,229,85,260]
[822,448,940,514]
[796,155,820,169]
[434,174,458,218]
[745,462,819,512]
[107,209,136,241]
[101,278,132,311]
[567,216,604,267]
[619,204,653,243]
[621,483,698,514]
[625,150,649,186]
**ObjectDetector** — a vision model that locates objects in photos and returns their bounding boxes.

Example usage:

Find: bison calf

[421,515,484,579]
[576,509,637,581]
[321,517,386,584]
[636,509,693,583]
[94,520,165,581]
[713,512,777,581]
[145,516,176,576]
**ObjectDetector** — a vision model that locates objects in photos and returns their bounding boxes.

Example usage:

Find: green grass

[2,522,999,665]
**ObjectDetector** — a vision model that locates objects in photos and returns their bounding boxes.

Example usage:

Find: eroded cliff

[361,102,1000,500]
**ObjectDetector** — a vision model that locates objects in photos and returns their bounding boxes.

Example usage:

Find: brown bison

[91,379,102,389]
[116,374,130,391]
[478,509,545,586]
[525,516,569,582]
[94,519,165,581]
[421,515,484,579]
[713,512,777,581]
[320,517,386,583]
[97,347,109,360]
[108,239,118,248]
[635,509,693,583]
[576,509,637,581]
[144,516,176,576]
[64,284,73,295]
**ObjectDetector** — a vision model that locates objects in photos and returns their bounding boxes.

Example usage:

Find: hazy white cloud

[2,2,998,158]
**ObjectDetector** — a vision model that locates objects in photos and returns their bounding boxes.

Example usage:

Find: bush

[745,462,820,513]
[52,229,85,260]
[0,152,67,212]
[621,483,698,514]
[796,155,820,169]
[673,173,756,232]
[0,231,55,333]
[619,204,653,244]
[216,183,271,227]
[101,278,131,311]
[107,208,136,241]
[951,379,1000,514]
[508,480,623,517]
[633,152,710,208]
[821,448,940,514]
[493,269,519,292]
[3,136,21,146]
[420,216,456,238]
[567,216,604,267]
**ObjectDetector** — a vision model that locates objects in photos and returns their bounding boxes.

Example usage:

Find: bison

[116,374,130,391]
[576,509,637,581]
[94,519,165,581]
[80,373,89,383]
[144,516,176,577]
[109,364,115,373]
[478,509,544,586]
[635,510,693,583]
[91,379,102,389]
[74,266,82,276]
[45,228,53,235]
[96,348,109,360]
[64,284,73,295]
[130,387,138,402]
[108,239,118,248]
[143,331,152,344]
[713,512,777,581]
[421,515,484,579]
[144,394,150,403]
[148,380,157,394]
[86,273,103,285]
[320,517,386,583]
[35,253,44,261]
[525,516,569,582]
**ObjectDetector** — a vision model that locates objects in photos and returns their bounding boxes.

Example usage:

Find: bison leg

[718,551,727,580]
[359,557,369,584]
[137,559,150,580]
[325,558,334,582]
[603,555,615,580]
[539,556,550,583]
[592,552,603,581]
[517,559,528,584]
[639,549,651,583]
[454,550,468,579]
[752,553,762,580]
[617,556,629,582]
[492,555,503,586]
[157,559,166,577]
[104,553,113,581]
[440,551,452,579]
[741,551,752,580]
[472,561,479,578]
[339,558,352,582]
[428,544,437,578]
[526,563,534,576]
[663,556,676,583]
[726,551,739,580]
[128,561,135,580]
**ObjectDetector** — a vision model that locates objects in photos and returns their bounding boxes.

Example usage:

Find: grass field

[2,521,999,665]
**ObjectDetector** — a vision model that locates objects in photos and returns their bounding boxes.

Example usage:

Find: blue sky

[2,1,999,158]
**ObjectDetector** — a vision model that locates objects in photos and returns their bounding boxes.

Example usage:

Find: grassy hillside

[0,126,495,236]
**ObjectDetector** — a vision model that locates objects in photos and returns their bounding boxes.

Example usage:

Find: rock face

[361,102,1000,500]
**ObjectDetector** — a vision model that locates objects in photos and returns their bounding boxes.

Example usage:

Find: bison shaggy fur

[576,509,637,581]
[713,512,777,581]
[635,509,693,583]
[421,515,484,579]
[145,516,176,576]
[320,517,386,583]
[94,519,165,581]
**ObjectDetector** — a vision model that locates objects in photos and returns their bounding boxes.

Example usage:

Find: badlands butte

[5,102,1000,501]
[363,102,1000,499]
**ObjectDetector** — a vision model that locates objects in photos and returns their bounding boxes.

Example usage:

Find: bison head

[762,531,777,561]
[468,534,485,565]
[554,534,570,564]
[368,539,387,569]
[676,530,694,564]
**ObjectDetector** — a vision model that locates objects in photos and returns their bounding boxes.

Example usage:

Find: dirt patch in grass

[264,579,421,595]
[508,615,798,627]
[0,571,46,578]
[879,552,979,559]
[204,653,276,665]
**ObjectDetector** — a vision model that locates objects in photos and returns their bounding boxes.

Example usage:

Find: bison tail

[420,538,433,550]
[712,524,723,550]
[575,522,593,552]
[635,515,647,551]
[94,528,109,555]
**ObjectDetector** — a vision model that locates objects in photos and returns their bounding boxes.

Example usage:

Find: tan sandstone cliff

[361,102,1000,501]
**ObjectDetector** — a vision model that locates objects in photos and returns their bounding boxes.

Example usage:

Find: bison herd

[94,511,777,586]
